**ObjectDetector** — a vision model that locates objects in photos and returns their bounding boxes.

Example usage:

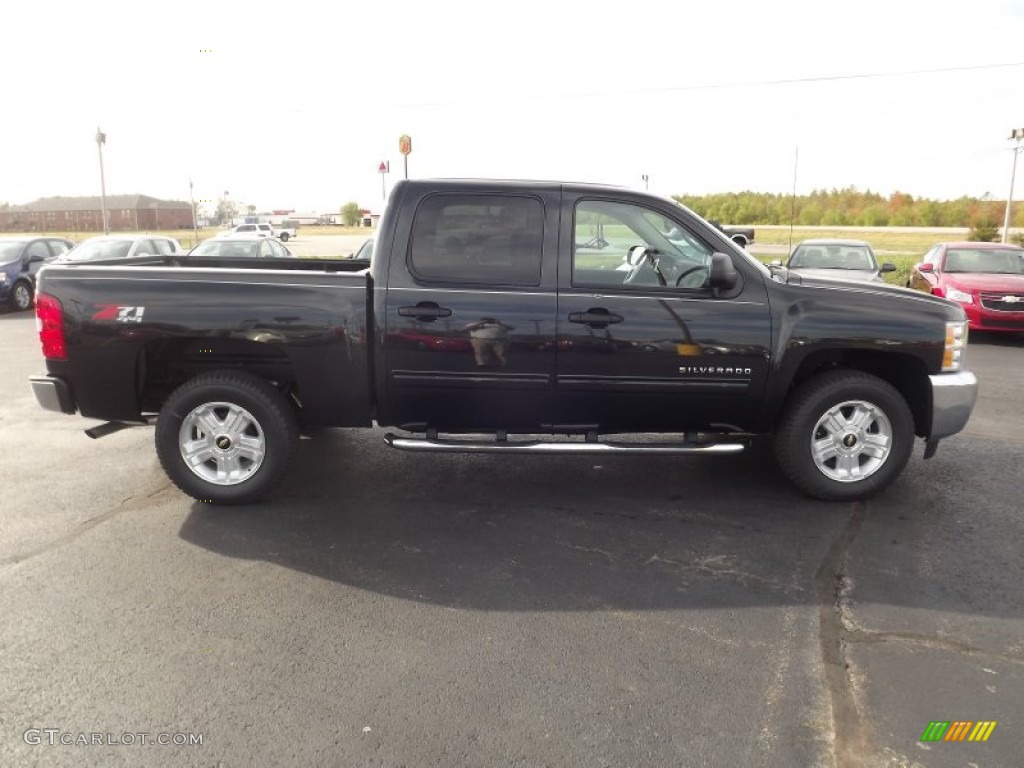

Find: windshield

[191,240,260,258]
[790,244,877,270]
[0,242,27,261]
[943,248,1024,274]
[63,240,132,261]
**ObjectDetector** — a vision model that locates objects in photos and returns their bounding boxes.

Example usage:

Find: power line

[390,61,1024,109]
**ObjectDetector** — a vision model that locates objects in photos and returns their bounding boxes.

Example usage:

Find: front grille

[979,292,1024,312]
[978,317,1024,330]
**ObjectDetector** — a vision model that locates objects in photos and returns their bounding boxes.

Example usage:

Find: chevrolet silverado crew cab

[30,179,978,504]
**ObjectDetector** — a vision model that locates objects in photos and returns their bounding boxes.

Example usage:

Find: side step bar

[384,432,747,455]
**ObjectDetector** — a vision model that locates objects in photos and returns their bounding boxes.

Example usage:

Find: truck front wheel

[155,371,298,504]
[774,370,914,501]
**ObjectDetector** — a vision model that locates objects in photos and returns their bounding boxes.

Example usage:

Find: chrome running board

[384,432,747,455]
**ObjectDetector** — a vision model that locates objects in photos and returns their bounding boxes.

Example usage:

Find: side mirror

[917,263,934,273]
[626,245,648,266]
[709,252,738,295]
[880,262,897,273]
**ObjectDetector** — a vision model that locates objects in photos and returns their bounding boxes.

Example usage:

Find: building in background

[1,195,194,232]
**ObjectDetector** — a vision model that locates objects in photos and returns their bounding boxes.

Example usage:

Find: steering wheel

[674,265,710,287]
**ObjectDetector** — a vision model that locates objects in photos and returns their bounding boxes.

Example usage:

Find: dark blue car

[0,237,75,311]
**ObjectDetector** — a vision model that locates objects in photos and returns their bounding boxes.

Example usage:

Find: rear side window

[154,239,175,255]
[409,194,543,286]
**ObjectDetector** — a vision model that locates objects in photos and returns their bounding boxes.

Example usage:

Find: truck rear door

[554,189,772,433]
[380,187,559,432]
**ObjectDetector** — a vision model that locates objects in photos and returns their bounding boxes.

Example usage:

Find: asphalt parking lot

[1,302,1021,767]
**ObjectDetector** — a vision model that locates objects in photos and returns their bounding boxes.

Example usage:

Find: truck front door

[381,190,559,432]
[554,193,772,433]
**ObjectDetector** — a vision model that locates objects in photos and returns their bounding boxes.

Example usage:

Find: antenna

[788,146,799,255]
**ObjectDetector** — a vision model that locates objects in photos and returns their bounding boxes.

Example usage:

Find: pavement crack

[816,501,873,768]
[0,483,171,567]
[844,627,1024,665]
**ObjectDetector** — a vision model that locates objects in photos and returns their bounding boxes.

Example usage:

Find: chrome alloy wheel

[810,399,893,483]
[178,401,266,485]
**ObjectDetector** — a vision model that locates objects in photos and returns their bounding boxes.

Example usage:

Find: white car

[59,234,181,262]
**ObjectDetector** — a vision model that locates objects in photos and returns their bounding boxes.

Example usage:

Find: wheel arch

[772,350,931,438]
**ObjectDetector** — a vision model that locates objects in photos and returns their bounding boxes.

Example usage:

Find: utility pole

[1002,128,1024,243]
[96,127,109,234]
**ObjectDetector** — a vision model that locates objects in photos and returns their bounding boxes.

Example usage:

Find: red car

[909,242,1024,332]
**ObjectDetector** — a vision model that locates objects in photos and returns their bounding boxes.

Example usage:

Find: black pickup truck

[30,179,978,504]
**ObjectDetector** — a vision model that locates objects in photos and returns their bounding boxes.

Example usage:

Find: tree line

[672,188,1023,229]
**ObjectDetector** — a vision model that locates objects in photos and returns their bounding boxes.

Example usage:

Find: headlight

[946,287,972,304]
[943,321,968,372]
[0,272,7,283]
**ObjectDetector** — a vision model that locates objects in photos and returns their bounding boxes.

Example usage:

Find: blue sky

[3,0,1024,215]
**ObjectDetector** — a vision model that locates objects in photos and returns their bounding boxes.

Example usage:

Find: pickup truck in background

[229,222,297,242]
[29,179,977,505]
[708,221,755,247]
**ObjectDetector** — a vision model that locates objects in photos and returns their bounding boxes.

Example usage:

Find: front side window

[409,194,543,285]
[26,241,50,261]
[573,200,713,289]
[47,239,72,257]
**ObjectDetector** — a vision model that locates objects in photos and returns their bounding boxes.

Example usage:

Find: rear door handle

[398,302,453,321]
[569,309,624,328]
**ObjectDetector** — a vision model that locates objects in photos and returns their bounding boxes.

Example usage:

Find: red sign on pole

[378,161,389,173]
[399,135,412,156]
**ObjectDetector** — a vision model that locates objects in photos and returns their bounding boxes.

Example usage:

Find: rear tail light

[35,292,66,360]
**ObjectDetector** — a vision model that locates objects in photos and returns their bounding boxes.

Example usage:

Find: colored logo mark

[920,721,997,742]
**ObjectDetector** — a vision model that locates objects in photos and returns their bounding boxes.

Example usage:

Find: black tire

[774,370,914,501]
[279,232,289,242]
[11,281,33,311]
[155,371,298,504]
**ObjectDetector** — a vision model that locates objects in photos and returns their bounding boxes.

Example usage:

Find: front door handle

[569,308,624,328]
[398,302,453,322]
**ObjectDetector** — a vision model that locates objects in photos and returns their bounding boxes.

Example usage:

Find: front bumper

[962,302,1024,332]
[30,374,76,414]
[928,371,978,440]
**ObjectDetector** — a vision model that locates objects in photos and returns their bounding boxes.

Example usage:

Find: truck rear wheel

[774,370,914,501]
[155,371,298,504]
[279,232,289,242]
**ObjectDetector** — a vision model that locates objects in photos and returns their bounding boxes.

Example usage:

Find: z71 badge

[92,305,146,323]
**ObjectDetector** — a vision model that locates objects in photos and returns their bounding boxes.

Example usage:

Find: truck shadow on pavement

[176,426,1023,618]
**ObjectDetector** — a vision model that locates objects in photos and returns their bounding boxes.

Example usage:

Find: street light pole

[95,127,108,234]
[642,174,649,191]
[1002,128,1024,243]
[189,178,199,245]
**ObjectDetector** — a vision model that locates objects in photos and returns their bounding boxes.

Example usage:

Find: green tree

[341,202,362,227]
[968,218,998,242]
[215,196,238,226]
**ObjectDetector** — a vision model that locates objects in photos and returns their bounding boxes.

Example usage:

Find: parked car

[783,239,896,283]
[0,236,75,310]
[908,242,1024,332]
[189,236,296,258]
[59,235,180,263]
